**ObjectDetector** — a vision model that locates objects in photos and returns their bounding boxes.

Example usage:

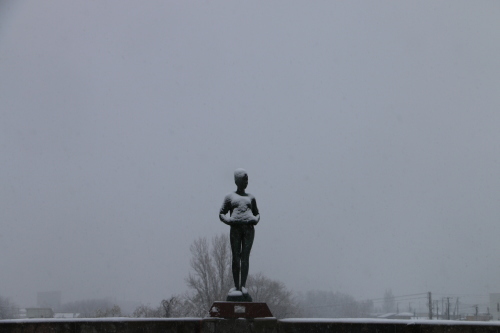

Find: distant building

[18,308,26,319]
[378,312,413,320]
[26,308,54,318]
[464,314,492,322]
[54,313,80,318]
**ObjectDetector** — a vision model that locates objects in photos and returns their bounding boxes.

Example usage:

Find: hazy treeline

[60,299,122,318]
[129,234,371,319]
[132,234,302,319]
[298,291,374,318]
[0,296,18,319]
[0,234,374,319]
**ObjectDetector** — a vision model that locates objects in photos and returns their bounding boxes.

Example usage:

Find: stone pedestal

[209,301,273,318]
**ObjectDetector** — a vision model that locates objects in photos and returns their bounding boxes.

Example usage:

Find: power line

[370,296,428,304]
[303,291,491,314]
[369,292,428,302]
[432,293,488,298]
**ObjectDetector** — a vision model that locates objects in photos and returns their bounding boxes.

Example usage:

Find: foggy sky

[1,1,499,309]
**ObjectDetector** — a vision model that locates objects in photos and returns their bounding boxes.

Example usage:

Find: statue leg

[229,226,243,290]
[240,226,255,289]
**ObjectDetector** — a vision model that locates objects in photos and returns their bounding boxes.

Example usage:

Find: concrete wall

[2,317,500,333]
[277,319,500,333]
[0,318,202,333]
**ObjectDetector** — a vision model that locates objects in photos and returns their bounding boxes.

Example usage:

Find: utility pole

[428,292,433,319]
[475,305,478,320]
[442,298,445,319]
[447,297,451,320]
[452,299,456,319]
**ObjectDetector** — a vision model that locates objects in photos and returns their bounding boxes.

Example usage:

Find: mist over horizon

[1,1,499,313]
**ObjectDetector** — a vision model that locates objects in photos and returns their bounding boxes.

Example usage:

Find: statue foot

[228,288,242,297]
[241,287,248,294]
[226,289,252,302]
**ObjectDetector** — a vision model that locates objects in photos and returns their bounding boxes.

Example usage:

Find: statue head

[234,168,248,190]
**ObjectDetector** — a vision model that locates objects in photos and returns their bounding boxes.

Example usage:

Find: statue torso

[227,192,254,223]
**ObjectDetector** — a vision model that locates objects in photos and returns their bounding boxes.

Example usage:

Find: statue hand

[220,214,235,226]
[226,217,235,226]
[249,216,259,226]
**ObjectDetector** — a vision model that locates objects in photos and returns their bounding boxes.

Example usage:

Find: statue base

[209,301,273,318]
[226,293,253,302]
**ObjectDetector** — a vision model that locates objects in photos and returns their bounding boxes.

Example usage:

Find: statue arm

[219,195,233,226]
[251,197,260,225]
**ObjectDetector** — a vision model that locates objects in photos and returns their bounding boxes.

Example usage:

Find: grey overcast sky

[1,1,499,309]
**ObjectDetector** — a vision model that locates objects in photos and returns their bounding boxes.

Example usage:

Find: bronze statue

[219,169,260,300]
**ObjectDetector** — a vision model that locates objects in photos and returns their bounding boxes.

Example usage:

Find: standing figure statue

[219,168,260,301]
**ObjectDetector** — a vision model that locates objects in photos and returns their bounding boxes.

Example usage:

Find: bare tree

[95,305,122,318]
[161,297,180,317]
[132,304,162,318]
[247,273,301,318]
[132,297,185,318]
[185,234,232,314]
[184,233,300,318]
[0,296,18,319]
[383,289,396,313]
